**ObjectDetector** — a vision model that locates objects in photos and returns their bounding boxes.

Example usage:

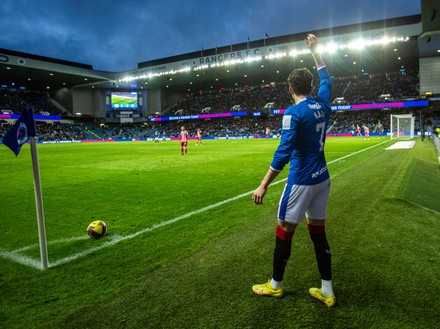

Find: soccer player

[154,130,160,143]
[265,127,270,139]
[196,128,202,145]
[251,34,335,307]
[363,124,370,140]
[356,124,362,137]
[376,121,384,138]
[180,126,188,155]
[351,124,355,137]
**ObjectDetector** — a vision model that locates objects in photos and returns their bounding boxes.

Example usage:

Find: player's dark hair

[287,68,314,96]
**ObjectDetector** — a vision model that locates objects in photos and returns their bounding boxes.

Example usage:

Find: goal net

[390,114,415,140]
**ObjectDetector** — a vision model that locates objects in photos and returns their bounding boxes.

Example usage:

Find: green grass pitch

[1,137,439,328]
[111,95,137,105]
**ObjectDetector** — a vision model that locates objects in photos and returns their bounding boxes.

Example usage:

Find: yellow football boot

[309,288,336,307]
[252,280,284,298]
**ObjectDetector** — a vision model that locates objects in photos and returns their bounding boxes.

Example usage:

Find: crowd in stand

[1,109,439,142]
[167,70,419,115]
[0,120,84,141]
[36,122,84,141]
[1,68,438,142]
[0,70,420,121]
[0,90,64,117]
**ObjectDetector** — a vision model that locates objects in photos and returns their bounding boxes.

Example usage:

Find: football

[87,220,107,239]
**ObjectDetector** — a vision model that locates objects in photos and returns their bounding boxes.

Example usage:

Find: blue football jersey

[270,66,332,185]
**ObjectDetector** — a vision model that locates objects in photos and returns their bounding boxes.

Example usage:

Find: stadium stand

[1,109,439,142]
[0,89,64,117]
[0,68,437,142]
[166,70,419,115]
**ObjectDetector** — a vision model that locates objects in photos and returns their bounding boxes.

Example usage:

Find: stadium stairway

[77,126,102,139]
[48,97,72,117]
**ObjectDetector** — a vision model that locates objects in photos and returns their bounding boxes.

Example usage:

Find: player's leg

[305,179,335,307]
[184,143,187,155]
[181,143,184,155]
[253,183,309,298]
[272,220,296,286]
[252,220,297,298]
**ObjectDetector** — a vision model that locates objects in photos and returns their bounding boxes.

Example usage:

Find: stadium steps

[48,97,72,117]
[342,81,351,97]
[77,126,101,139]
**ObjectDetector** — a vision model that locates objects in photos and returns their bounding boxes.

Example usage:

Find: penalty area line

[1,139,391,270]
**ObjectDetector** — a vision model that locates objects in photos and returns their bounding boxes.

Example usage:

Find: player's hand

[305,34,318,53]
[252,186,267,205]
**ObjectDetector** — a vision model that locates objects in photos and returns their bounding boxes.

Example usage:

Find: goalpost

[390,114,415,140]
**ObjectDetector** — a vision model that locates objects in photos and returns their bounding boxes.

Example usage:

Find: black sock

[272,224,294,282]
[307,224,331,281]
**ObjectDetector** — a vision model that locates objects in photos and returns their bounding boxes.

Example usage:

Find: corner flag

[2,107,36,156]
[2,106,49,269]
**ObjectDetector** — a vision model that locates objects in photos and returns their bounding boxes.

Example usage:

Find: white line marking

[12,234,123,253]
[1,139,391,270]
[0,249,42,270]
[13,235,90,253]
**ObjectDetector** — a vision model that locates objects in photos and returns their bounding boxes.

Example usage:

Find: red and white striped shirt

[180,130,188,142]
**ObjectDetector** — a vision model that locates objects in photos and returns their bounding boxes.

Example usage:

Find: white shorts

[278,179,330,224]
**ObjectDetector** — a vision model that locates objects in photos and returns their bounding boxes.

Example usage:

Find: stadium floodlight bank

[390,114,415,139]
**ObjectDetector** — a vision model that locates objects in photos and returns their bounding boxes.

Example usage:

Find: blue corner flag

[2,107,36,156]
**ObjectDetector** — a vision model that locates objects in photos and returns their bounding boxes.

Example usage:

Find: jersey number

[316,122,325,152]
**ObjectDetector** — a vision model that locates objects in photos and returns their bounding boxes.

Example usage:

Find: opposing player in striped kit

[180,126,188,155]
[196,129,202,145]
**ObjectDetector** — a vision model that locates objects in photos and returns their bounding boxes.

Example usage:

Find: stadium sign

[332,100,429,110]
[148,111,247,122]
[0,114,61,120]
[270,100,429,115]
[198,49,262,65]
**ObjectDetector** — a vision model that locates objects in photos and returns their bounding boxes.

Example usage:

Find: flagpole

[29,136,48,269]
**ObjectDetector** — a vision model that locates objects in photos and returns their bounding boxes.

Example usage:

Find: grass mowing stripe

[395,197,440,215]
[1,139,391,270]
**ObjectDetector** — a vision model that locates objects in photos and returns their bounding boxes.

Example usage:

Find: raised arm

[306,34,332,107]
[306,34,325,68]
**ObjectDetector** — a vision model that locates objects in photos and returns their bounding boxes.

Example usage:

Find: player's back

[293,98,329,156]
[287,96,330,184]
[272,66,332,185]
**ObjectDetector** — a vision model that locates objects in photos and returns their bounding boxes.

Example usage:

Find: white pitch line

[0,249,42,270]
[13,235,90,253]
[1,139,391,270]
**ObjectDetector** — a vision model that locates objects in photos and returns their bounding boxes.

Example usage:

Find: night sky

[0,0,420,72]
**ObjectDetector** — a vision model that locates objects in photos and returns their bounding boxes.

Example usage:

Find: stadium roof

[137,15,421,69]
[0,48,111,91]
[116,15,422,92]
[0,15,424,93]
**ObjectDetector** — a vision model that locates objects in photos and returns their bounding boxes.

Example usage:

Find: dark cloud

[0,0,420,71]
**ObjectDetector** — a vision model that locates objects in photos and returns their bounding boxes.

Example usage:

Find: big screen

[111,92,138,109]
